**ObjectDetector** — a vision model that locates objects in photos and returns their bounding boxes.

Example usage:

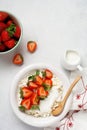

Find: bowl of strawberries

[10,63,72,127]
[0,11,22,54]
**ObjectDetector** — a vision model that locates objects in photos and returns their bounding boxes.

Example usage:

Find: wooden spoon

[52,76,81,116]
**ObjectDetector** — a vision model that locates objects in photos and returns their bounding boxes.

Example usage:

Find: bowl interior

[10,63,72,127]
[0,11,22,55]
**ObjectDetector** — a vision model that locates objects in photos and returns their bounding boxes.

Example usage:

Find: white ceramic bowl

[0,11,22,55]
[10,63,72,127]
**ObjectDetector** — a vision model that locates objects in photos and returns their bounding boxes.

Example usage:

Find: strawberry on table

[45,69,53,79]
[20,87,33,99]
[37,86,48,99]
[4,39,15,49]
[20,98,31,110]
[14,26,21,38]
[0,12,8,22]
[27,41,37,53]
[0,22,7,34]
[13,53,23,65]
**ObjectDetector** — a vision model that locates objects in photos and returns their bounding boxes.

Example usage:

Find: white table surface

[0,0,87,130]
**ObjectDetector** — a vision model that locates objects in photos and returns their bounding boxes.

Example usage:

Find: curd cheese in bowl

[17,69,63,117]
[10,63,72,127]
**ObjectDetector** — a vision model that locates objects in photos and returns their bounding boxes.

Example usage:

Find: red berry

[45,69,53,79]
[0,36,1,42]
[14,26,21,38]
[27,41,37,53]
[21,98,31,110]
[13,53,23,65]
[4,39,15,49]
[0,12,8,22]
[0,22,7,34]
[1,30,11,42]
[0,43,6,51]
[7,20,13,27]
[21,87,33,98]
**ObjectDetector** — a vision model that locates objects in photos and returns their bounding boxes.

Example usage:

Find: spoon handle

[62,76,81,104]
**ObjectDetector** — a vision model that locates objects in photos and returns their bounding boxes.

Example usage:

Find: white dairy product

[66,50,80,65]
[17,70,63,117]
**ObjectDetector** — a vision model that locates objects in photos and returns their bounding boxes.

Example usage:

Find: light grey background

[0,0,87,130]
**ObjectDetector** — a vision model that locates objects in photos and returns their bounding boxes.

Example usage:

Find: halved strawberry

[30,93,39,105]
[4,39,15,49]
[35,76,43,85]
[21,98,31,110]
[28,81,38,89]
[44,79,52,87]
[45,69,53,79]
[14,26,21,38]
[0,12,8,22]
[0,22,7,34]
[21,87,33,98]
[27,41,37,53]
[13,53,23,65]
[37,86,48,99]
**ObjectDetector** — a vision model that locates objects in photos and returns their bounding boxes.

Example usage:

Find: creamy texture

[66,50,80,65]
[17,70,63,117]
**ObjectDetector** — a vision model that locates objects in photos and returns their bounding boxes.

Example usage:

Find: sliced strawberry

[21,98,31,110]
[13,53,23,65]
[30,93,39,105]
[27,41,37,53]
[21,87,33,98]
[44,79,52,87]
[4,39,15,49]
[14,26,21,38]
[1,30,11,42]
[0,22,7,34]
[0,12,8,22]
[35,75,43,85]
[37,86,48,99]
[45,69,53,79]
[28,81,38,89]
[0,43,6,51]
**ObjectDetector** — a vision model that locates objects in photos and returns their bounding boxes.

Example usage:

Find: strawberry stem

[6,23,16,37]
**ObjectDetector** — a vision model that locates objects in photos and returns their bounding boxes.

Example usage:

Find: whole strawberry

[14,26,21,38]
[7,20,13,27]
[1,30,11,42]
[1,23,16,42]
[0,43,6,51]
[0,22,7,34]
[0,12,8,22]
[4,39,16,49]
[0,36,1,42]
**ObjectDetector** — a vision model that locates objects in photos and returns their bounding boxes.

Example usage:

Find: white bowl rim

[10,63,72,127]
